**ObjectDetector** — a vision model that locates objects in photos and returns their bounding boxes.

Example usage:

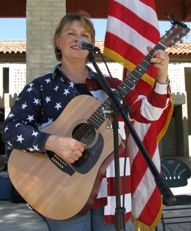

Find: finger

[74,150,83,158]
[151,57,163,64]
[76,142,86,152]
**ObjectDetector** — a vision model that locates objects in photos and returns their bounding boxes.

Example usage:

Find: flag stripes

[103,0,173,229]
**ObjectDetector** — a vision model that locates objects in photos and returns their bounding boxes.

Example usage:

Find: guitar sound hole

[72,122,98,170]
[72,122,96,146]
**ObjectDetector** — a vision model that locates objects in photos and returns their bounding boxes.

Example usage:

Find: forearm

[129,81,171,123]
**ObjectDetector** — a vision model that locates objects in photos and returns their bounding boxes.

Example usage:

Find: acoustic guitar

[8,22,190,220]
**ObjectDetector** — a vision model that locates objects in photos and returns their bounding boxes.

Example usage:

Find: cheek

[56,36,67,50]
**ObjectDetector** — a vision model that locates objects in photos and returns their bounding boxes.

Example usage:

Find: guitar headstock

[160,22,190,48]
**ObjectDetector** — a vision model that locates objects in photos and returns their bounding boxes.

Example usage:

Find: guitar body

[8,95,121,220]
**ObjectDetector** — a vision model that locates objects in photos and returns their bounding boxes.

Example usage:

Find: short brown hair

[54,11,95,61]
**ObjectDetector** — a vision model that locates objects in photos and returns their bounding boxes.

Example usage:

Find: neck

[61,62,88,84]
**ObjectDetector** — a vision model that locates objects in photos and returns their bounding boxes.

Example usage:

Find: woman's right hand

[45,135,86,164]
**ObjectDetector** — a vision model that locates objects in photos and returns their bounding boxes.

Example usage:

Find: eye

[67,32,76,36]
[81,33,91,39]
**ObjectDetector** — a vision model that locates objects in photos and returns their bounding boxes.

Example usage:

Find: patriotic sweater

[2,64,170,223]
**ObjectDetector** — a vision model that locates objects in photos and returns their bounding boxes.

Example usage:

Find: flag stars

[45,96,51,103]
[16,97,21,101]
[21,102,28,110]
[33,98,41,105]
[33,145,40,151]
[55,102,62,110]
[15,123,21,127]
[63,89,70,96]
[8,113,14,118]
[48,118,53,123]
[54,86,59,92]
[7,141,12,147]
[17,134,24,143]
[69,82,74,88]
[45,78,51,84]
[27,86,33,92]
[27,115,34,122]
[4,126,8,132]
[32,131,38,137]
[28,147,34,152]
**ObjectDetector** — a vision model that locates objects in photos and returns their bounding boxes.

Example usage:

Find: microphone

[78,40,100,52]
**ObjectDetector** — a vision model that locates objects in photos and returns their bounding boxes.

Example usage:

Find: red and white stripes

[103,0,173,229]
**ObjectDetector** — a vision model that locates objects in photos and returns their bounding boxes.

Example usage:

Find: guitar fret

[117,85,127,97]
[85,24,190,130]
[88,98,112,129]
[93,111,104,127]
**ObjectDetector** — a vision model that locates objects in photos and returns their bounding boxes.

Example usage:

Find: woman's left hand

[149,47,169,84]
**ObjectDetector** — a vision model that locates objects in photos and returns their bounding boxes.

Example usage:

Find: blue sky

[0,18,190,42]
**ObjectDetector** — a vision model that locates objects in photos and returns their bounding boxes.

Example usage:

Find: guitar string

[72,55,153,141]
[72,43,165,142]
[72,98,111,141]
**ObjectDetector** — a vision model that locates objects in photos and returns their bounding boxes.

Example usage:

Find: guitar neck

[117,42,166,98]
[87,42,166,129]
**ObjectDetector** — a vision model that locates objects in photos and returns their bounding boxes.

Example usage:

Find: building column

[26,0,66,83]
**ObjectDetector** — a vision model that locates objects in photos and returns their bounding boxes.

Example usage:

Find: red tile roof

[0,41,26,54]
[0,40,190,55]
[165,42,191,55]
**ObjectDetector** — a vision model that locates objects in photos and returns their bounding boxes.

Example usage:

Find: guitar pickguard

[72,133,104,174]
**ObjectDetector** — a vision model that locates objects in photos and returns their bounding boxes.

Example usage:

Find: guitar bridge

[46,151,75,176]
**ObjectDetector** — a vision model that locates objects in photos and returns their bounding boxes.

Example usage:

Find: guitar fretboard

[87,42,166,129]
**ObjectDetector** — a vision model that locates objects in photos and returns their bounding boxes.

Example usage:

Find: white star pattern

[27,86,33,92]
[16,97,21,101]
[17,134,24,143]
[27,115,34,122]
[48,118,53,123]
[55,102,62,110]
[15,123,21,127]
[8,113,14,118]
[45,96,51,103]
[2,65,93,154]
[33,98,41,105]
[28,147,34,152]
[33,145,40,151]
[21,102,28,109]
[63,89,70,96]
[54,86,59,92]
[4,126,8,132]
[69,82,74,88]
[32,131,38,136]
[7,141,12,147]
[45,78,51,84]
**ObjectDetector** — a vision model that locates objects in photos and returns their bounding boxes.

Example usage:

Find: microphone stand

[88,51,176,231]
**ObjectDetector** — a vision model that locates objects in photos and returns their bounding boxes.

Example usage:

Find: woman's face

[55,20,92,62]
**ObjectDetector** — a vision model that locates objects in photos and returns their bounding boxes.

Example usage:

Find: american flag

[104,0,173,229]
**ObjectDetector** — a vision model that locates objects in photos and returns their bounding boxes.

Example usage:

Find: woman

[2,11,170,231]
